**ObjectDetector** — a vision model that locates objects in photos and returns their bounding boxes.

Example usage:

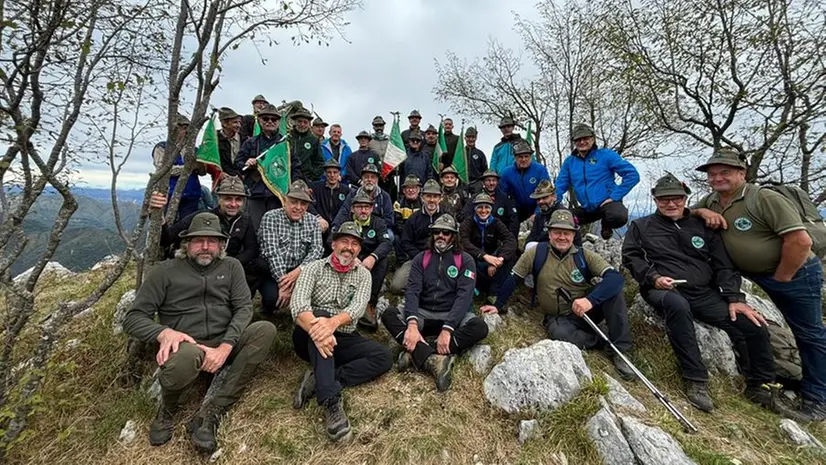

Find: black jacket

[218,131,240,176]
[400,208,444,260]
[622,210,745,302]
[332,185,394,230]
[394,197,422,234]
[398,148,435,188]
[290,129,324,182]
[309,180,349,224]
[345,148,379,186]
[459,216,518,261]
[240,114,256,143]
[404,248,476,330]
[330,215,392,261]
[462,187,519,237]
[401,127,424,149]
[466,146,488,184]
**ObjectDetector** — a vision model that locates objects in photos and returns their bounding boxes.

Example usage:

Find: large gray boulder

[112,289,137,335]
[603,373,646,413]
[13,261,73,284]
[586,407,635,465]
[620,415,696,465]
[484,340,592,413]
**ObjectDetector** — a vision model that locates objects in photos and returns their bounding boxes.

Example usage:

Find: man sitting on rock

[291,221,393,442]
[481,210,635,380]
[123,212,276,454]
[390,179,444,293]
[330,190,392,330]
[258,181,323,314]
[622,173,779,413]
[381,214,489,391]
[459,193,518,302]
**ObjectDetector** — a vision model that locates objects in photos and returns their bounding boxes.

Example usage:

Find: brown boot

[424,354,455,392]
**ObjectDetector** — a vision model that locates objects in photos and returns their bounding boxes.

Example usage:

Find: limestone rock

[483,313,504,333]
[779,419,824,449]
[468,344,492,374]
[118,420,138,444]
[620,415,697,465]
[91,254,120,271]
[13,261,73,284]
[484,340,592,413]
[603,373,646,413]
[583,238,622,269]
[112,289,137,335]
[518,419,538,445]
[586,407,635,465]
[628,294,665,330]
[202,365,231,407]
[744,292,785,327]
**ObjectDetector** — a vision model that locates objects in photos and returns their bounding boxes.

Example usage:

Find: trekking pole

[556,288,698,433]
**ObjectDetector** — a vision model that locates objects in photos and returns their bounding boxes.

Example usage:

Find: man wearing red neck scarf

[290,221,392,443]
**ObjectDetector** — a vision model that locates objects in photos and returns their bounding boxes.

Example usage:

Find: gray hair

[175,238,228,260]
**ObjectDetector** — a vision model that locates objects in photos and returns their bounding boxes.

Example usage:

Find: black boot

[744,383,814,422]
[800,399,826,422]
[324,397,351,442]
[424,354,455,392]
[396,352,413,373]
[612,353,637,381]
[293,369,315,410]
[190,403,225,453]
[684,380,714,412]
[149,390,182,446]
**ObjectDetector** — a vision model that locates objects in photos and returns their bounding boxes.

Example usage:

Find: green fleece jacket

[123,256,252,346]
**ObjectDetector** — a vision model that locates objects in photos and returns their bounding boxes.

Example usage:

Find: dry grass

[6,268,826,465]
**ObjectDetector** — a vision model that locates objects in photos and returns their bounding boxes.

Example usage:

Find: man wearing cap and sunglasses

[398,131,435,189]
[381,214,489,392]
[554,123,640,240]
[258,181,324,315]
[291,221,393,442]
[123,212,276,454]
[240,94,268,141]
[391,179,445,293]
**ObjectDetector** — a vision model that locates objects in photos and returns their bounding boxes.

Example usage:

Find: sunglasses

[433,230,453,237]
[656,196,685,205]
[260,117,279,123]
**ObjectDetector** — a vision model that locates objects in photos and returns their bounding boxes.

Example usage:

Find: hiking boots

[190,403,225,453]
[799,399,826,422]
[293,369,315,409]
[397,351,414,373]
[358,304,378,331]
[149,399,180,446]
[424,354,455,392]
[324,397,352,442]
[684,380,714,412]
[744,383,812,422]
[612,353,637,381]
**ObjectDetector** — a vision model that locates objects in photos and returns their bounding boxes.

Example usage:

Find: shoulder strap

[454,252,463,270]
[575,248,592,283]
[530,242,550,306]
[422,250,432,270]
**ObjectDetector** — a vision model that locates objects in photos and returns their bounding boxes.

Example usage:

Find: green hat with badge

[440,165,459,177]
[251,94,268,104]
[424,124,438,134]
[257,104,281,118]
[421,179,442,195]
[465,127,478,137]
[361,163,380,176]
[481,169,500,180]
[355,130,372,140]
[179,212,228,239]
[372,115,386,126]
[408,131,424,142]
[402,175,422,187]
[214,175,247,197]
[546,209,578,231]
[570,123,595,140]
[312,117,328,127]
[695,147,747,172]
[408,110,422,119]
[473,193,494,207]
[322,158,341,171]
[218,107,240,121]
[352,189,373,206]
[530,179,556,199]
[513,140,533,155]
[429,214,459,233]
[498,115,516,128]
[291,107,313,121]
[651,172,691,198]
[333,221,363,243]
[285,180,313,203]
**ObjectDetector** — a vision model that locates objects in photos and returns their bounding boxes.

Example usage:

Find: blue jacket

[500,161,551,210]
[554,147,640,212]
[398,148,434,187]
[153,141,201,200]
[490,134,523,174]
[321,138,352,181]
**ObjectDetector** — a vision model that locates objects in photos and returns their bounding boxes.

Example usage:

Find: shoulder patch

[464,269,476,279]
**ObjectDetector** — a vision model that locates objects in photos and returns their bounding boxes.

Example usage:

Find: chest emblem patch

[367,229,376,238]
[734,217,753,231]
[691,236,705,248]
[570,269,584,284]
[446,265,458,278]
[497,207,504,215]
[368,157,375,164]
[473,154,478,160]
[339,193,345,201]
[303,142,311,150]
[589,158,597,165]
[529,177,537,184]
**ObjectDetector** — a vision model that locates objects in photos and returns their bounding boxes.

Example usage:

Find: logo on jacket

[734,217,753,231]
[691,236,705,248]
[570,269,585,284]
[497,207,504,215]
[217,274,225,280]
[339,193,345,201]
[446,265,458,278]
[367,229,376,238]
[473,154,478,160]
[368,157,374,164]
[303,142,311,150]
[589,158,597,165]
[529,177,537,184]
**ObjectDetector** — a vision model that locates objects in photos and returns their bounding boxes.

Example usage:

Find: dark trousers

[543,293,632,352]
[292,326,392,405]
[748,257,826,402]
[246,196,282,232]
[575,201,629,232]
[516,204,537,223]
[475,258,514,296]
[644,288,774,384]
[381,306,489,369]
[368,257,389,305]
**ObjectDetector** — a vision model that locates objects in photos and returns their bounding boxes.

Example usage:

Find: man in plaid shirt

[291,221,393,442]
[258,181,324,314]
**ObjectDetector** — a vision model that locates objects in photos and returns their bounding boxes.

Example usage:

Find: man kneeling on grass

[381,214,490,392]
[291,221,393,442]
[123,212,276,454]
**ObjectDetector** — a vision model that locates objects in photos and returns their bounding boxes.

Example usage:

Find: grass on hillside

[6,266,826,465]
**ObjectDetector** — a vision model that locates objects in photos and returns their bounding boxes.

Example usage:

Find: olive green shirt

[512,246,612,316]
[698,183,808,274]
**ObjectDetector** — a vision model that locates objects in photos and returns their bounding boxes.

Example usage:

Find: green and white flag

[253,118,261,137]
[257,138,291,203]
[383,114,406,178]
[432,119,447,173]
[196,115,221,170]
[452,126,468,184]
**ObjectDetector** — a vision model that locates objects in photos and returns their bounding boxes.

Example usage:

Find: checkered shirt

[258,209,323,279]
[290,256,371,333]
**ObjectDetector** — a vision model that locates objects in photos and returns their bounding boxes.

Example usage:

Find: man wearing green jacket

[123,212,276,454]
[290,107,325,182]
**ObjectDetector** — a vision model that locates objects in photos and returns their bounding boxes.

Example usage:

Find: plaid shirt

[259,209,323,279]
[290,256,371,333]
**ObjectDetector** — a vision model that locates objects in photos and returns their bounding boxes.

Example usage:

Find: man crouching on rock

[291,221,393,442]
[480,209,636,381]
[123,212,276,454]
[381,214,490,392]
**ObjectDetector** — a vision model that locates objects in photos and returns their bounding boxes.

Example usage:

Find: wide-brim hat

[424,125,438,134]
[440,165,459,177]
[251,94,268,104]
[401,175,422,187]
[546,209,578,231]
[429,214,459,233]
[473,193,494,207]
[175,113,191,127]
[408,110,422,119]
[218,107,240,121]
[214,175,247,197]
[421,179,442,195]
[291,107,313,121]
[570,123,595,140]
[372,116,386,126]
[257,105,281,118]
[695,148,747,172]
[408,132,424,142]
[529,180,555,199]
[285,181,313,203]
[651,172,691,197]
[351,189,373,206]
[465,127,478,137]
[322,158,341,171]
[361,163,380,176]
[312,117,328,127]
[355,130,372,140]
[498,115,515,128]
[179,212,228,239]
[481,169,499,180]
[333,221,363,242]
[513,140,533,155]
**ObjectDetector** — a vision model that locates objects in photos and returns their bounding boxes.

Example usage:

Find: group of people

[126,95,826,456]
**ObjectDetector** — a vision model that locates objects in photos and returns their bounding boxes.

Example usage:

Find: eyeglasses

[655,196,685,205]
[260,117,279,123]
[433,230,453,238]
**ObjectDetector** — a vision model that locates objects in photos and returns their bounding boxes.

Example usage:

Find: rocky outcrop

[13,261,73,284]
[112,289,136,335]
[620,415,697,465]
[483,313,504,333]
[779,419,824,449]
[586,407,635,465]
[603,373,646,413]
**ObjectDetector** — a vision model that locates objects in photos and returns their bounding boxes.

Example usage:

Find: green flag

[256,139,291,203]
[525,120,533,147]
[253,118,261,137]
[196,115,221,171]
[279,108,289,135]
[432,119,447,173]
[453,127,468,184]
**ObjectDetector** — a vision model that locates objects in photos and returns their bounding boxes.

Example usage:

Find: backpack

[766,322,802,387]
[744,183,826,258]
[530,242,590,307]
[422,250,463,271]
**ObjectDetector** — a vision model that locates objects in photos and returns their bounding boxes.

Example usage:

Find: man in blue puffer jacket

[554,124,640,240]
[152,113,204,221]
[500,140,551,222]
[321,124,352,183]
[489,115,525,175]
